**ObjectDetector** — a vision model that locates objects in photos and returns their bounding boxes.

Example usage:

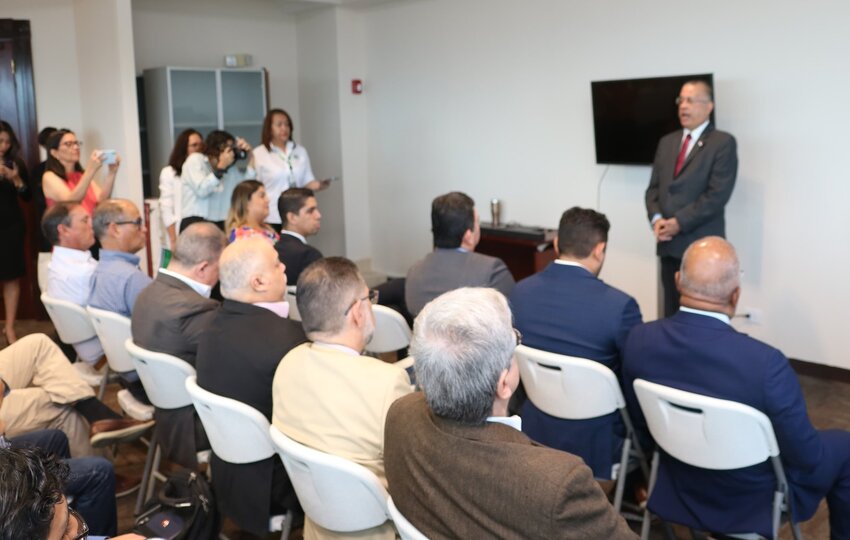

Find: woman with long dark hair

[159,128,203,248]
[0,121,31,344]
[253,108,329,231]
[41,129,119,215]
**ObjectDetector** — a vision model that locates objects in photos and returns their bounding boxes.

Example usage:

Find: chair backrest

[387,496,428,540]
[125,339,195,410]
[41,293,96,344]
[86,306,135,372]
[184,376,275,464]
[286,285,301,322]
[515,344,624,420]
[366,305,412,354]
[269,425,390,532]
[633,378,780,470]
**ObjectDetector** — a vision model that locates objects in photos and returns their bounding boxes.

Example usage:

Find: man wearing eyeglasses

[89,199,152,317]
[645,79,738,318]
[272,257,412,540]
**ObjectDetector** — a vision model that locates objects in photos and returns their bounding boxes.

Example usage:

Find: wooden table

[476,223,557,281]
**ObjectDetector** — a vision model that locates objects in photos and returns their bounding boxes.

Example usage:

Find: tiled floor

[4,319,844,538]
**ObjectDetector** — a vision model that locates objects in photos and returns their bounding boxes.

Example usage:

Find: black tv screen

[591,73,714,165]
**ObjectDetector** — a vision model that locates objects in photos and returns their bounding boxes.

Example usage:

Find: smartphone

[100,149,117,165]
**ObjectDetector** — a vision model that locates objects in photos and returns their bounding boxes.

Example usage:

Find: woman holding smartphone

[253,108,329,231]
[0,121,31,344]
[42,129,120,215]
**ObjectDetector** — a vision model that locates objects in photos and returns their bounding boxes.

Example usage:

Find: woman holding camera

[253,108,329,231]
[180,130,254,231]
[0,121,31,345]
[42,129,120,215]
[159,128,203,248]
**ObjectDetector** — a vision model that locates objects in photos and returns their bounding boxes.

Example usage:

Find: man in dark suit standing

[197,236,305,537]
[510,207,642,478]
[385,287,635,539]
[405,191,515,317]
[131,221,226,468]
[646,80,738,317]
[275,187,323,284]
[622,237,850,537]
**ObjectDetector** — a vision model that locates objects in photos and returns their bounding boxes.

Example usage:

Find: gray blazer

[645,123,738,258]
[131,272,219,467]
[404,248,515,316]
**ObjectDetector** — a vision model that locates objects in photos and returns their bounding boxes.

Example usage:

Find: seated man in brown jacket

[384,287,636,539]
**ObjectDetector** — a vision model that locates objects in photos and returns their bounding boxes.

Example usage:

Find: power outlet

[743,307,763,324]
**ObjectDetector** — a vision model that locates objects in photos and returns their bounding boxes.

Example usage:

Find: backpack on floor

[134,468,221,540]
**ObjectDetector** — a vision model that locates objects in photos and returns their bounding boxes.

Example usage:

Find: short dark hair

[683,79,714,102]
[431,191,475,249]
[41,201,80,246]
[297,257,363,337]
[261,108,294,151]
[37,126,57,148]
[168,128,202,176]
[203,130,234,160]
[279,187,315,226]
[557,207,610,259]
[0,447,69,540]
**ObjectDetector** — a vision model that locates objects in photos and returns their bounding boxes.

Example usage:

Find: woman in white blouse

[253,108,329,230]
[158,128,202,248]
[181,130,255,231]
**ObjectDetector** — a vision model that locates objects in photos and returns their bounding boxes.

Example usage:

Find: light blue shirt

[88,250,152,317]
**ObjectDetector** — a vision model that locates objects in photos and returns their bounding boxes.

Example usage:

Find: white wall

[349,0,850,368]
[131,0,302,136]
[3,0,83,143]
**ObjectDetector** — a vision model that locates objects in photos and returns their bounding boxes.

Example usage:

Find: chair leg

[613,437,631,512]
[135,430,158,516]
[640,508,652,540]
[279,509,294,540]
[97,367,109,400]
[790,521,803,540]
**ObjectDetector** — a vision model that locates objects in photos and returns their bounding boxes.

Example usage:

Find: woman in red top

[42,129,119,214]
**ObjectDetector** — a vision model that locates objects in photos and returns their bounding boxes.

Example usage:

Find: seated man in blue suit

[622,236,850,538]
[510,207,642,478]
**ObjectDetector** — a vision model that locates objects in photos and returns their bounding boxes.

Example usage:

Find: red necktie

[674,134,691,177]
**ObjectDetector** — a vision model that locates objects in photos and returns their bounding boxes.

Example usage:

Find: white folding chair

[269,425,392,534]
[633,379,803,540]
[126,339,200,515]
[286,285,300,322]
[515,344,648,514]
[41,293,106,395]
[86,306,153,419]
[387,496,428,540]
[185,376,294,540]
[365,305,412,355]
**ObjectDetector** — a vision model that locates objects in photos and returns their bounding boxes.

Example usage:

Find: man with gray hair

[89,199,151,317]
[131,221,226,468]
[197,237,304,536]
[272,257,411,540]
[384,287,636,539]
[622,237,850,537]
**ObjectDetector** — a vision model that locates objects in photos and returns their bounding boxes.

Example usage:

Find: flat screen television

[591,73,714,165]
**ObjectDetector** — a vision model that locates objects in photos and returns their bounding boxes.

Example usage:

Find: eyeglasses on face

[675,96,710,106]
[343,289,379,316]
[61,140,83,148]
[113,217,143,228]
[68,507,90,540]
[513,328,522,348]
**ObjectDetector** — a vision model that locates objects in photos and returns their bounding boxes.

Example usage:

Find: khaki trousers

[0,333,96,456]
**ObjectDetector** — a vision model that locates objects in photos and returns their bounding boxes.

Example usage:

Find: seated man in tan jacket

[384,287,637,539]
[272,257,411,540]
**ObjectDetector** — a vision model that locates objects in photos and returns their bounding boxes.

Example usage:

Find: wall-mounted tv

[591,73,714,165]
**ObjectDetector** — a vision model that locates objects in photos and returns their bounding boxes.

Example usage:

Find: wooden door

[0,19,42,320]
